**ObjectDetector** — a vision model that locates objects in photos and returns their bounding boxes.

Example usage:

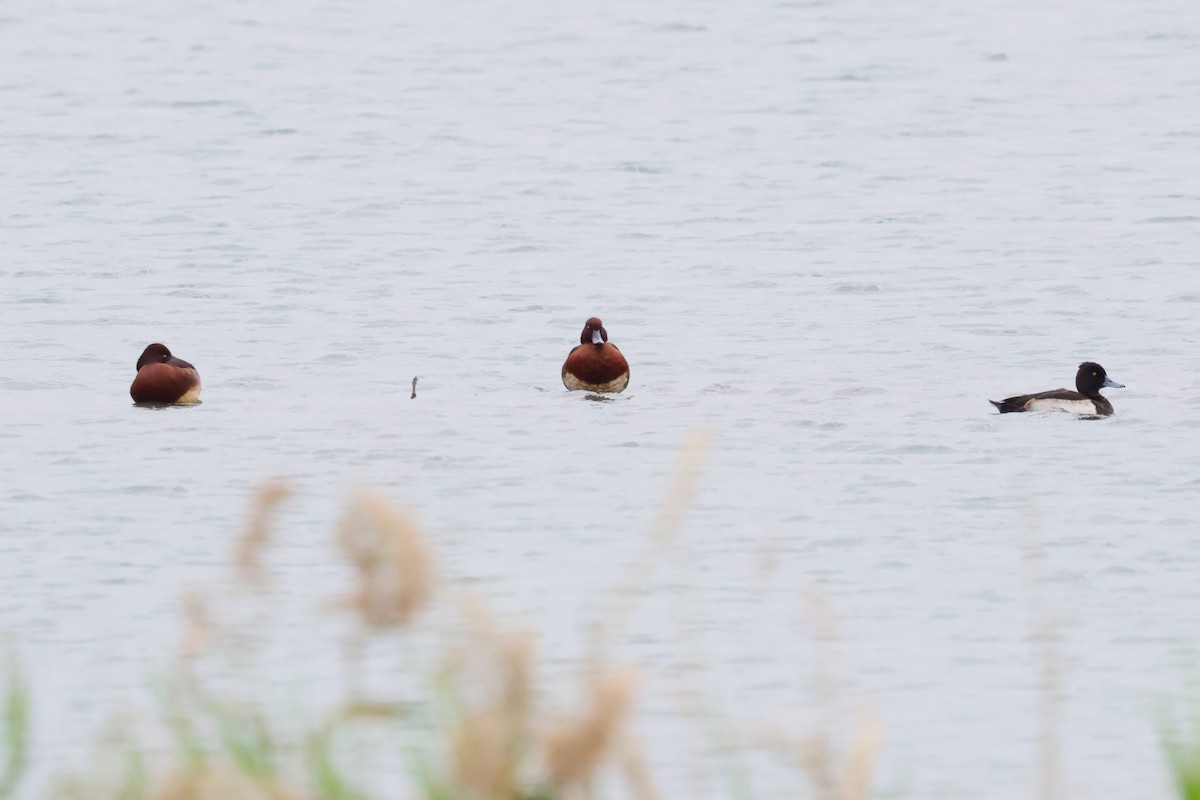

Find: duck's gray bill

[1103,377,1124,388]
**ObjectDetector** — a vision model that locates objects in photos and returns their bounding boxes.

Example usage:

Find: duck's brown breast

[561,343,630,393]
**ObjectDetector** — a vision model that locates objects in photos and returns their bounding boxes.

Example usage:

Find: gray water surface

[4,0,1200,797]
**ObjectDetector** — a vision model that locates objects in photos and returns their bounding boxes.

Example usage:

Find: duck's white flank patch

[563,371,629,393]
[1025,397,1096,415]
[177,379,202,404]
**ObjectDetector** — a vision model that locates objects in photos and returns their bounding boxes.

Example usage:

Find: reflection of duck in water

[561,317,630,394]
[130,343,202,404]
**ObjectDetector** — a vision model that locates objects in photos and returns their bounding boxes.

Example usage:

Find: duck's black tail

[989,397,1024,413]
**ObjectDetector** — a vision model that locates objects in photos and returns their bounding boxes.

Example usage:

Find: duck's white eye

[1092,371,1098,376]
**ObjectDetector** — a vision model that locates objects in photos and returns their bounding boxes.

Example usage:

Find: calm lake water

[4,0,1200,797]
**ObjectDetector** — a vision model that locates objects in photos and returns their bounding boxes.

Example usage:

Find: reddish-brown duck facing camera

[130,343,202,404]
[561,317,630,393]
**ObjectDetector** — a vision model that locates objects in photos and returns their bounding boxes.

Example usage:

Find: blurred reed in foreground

[10,434,1199,797]
[0,660,29,799]
[1161,701,1200,800]
[16,434,881,800]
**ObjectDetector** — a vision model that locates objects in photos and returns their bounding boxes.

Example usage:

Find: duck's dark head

[580,317,608,346]
[1076,362,1124,395]
[137,343,172,370]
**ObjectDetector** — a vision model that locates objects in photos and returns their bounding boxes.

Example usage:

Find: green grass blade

[0,664,29,799]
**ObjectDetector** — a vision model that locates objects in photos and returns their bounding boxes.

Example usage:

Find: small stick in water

[411,376,418,399]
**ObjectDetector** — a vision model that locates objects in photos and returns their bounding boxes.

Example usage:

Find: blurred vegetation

[1162,703,1200,800]
[0,660,29,799]
[12,436,882,799]
[13,436,1200,798]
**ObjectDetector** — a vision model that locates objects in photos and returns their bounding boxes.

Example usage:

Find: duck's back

[130,362,201,404]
